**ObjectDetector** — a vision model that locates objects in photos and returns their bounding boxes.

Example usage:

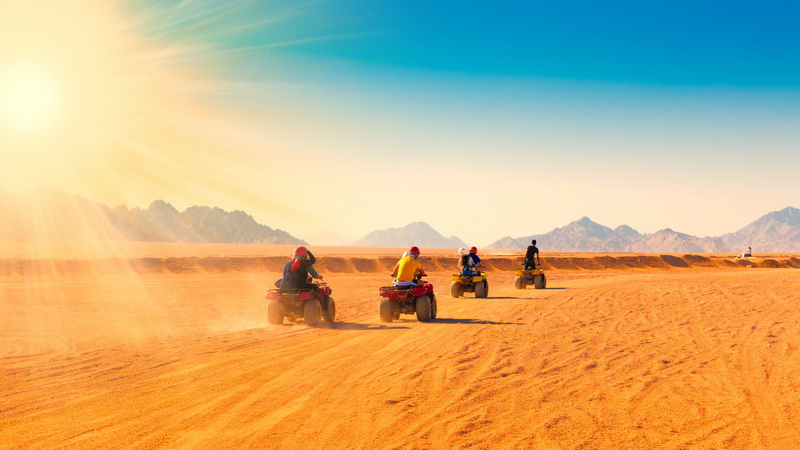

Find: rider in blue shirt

[461,246,482,275]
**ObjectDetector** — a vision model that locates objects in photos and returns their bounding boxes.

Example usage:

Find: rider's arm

[308,264,320,279]
[305,250,316,266]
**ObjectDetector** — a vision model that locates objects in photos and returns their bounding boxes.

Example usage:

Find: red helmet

[470,246,477,254]
[294,246,307,256]
[408,246,420,255]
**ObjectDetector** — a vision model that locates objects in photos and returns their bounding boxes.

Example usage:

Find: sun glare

[0,0,297,227]
[0,63,63,133]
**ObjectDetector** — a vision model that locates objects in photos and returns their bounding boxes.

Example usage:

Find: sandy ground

[3,247,800,448]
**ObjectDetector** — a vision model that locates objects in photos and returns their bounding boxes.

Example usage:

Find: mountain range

[0,188,305,245]
[351,222,468,249]
[2,188,798,252]
[486,207,800,253]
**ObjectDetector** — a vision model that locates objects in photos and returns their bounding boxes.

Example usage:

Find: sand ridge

[1,253,798,277]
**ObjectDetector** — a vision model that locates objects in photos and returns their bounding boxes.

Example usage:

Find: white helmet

[458,247,466,255]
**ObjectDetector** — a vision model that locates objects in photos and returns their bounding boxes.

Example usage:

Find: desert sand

[2,245,800,448]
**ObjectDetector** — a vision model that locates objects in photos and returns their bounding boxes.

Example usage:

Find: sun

[0,62,63,133]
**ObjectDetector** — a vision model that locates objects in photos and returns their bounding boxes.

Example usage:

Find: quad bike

[378,276,437,323]
[265,281,335,325]
[514,268,546,289]
[450,271,489,298]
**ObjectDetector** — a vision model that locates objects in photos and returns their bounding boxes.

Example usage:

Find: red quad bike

[265,282,335,326]
[378,276,437,323]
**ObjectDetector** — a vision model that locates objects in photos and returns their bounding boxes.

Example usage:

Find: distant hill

[0,188,305,245]
[352,222,467,249]
[487,207,800,252]
[720,207,800,252]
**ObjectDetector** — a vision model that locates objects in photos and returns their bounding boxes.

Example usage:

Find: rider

[457,247,467,272]
[391,246,427,287]
[461,246,482,276]
[280,246,319,291]
[524,239,540,270]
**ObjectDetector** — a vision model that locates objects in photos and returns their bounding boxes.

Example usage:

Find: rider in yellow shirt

[391,246,427,286]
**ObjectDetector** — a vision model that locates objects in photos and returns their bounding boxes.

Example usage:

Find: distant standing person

[524,240,540,270]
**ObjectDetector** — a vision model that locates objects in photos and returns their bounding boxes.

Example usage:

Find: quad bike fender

[452,274,485,283]
[410,286,429,297]
[298,290,318,302]
[265,290,282,301]
[515,268,544,277]
[379,286,410,301]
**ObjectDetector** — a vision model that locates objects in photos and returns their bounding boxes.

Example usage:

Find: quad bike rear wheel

[267,301,283,325]
[304,298,322,326]
[415,295,432,322]
[379,298,394,323]
[542,274,547,289]
[323,296,336,323]
[474,281,486,298]
[534,275,544,289]
[430,295,438,319]
[514,276,524,290]
[450,282,462,298]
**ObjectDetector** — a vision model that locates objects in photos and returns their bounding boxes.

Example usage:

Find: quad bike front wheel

[304,298,322,326]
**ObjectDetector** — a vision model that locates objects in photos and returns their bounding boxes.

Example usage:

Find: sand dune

[2,248,800,448]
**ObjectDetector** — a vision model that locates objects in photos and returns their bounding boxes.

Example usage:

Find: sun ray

[1,0,320,248]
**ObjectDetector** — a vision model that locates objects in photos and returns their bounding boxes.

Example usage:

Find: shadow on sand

[325,321,410,331]
[429,318,522,326]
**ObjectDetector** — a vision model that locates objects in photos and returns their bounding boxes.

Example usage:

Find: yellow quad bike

[514,268,546,289]
[450,272,489,298]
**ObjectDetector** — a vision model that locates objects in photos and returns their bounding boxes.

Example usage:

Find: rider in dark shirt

[280,246,317,291]
[524,240,540,270]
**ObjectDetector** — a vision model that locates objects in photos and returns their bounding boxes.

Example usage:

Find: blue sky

[241,0,800,86]
[6,0,797,246]
[192,0,798,244]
